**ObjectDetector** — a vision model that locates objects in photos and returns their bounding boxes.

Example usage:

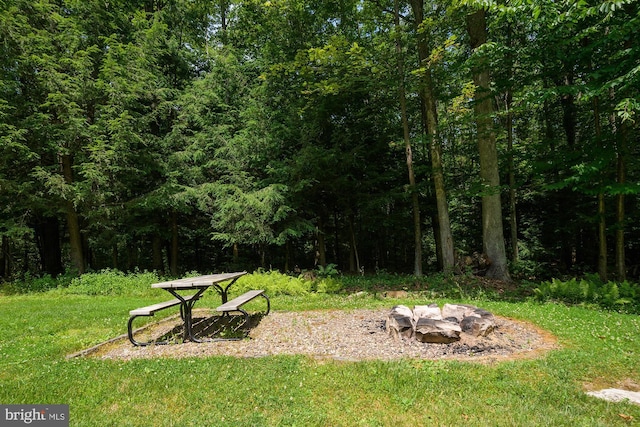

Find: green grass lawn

[1,290,639,426]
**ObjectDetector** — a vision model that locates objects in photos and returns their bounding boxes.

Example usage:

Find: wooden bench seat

[128,294,200,346]
[214,290,270,340]
[216,290,270,314]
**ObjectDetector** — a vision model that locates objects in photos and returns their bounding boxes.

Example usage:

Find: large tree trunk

[61,154,85,274]
[466,9,510,281]
[395,0,423,277]
[410,0,455,273]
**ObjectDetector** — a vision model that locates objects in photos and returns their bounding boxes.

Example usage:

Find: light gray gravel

[89,308,557,362]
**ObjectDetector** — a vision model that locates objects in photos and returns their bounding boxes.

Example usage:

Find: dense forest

[0,0,638,283]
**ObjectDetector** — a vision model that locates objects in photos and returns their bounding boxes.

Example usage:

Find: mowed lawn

[0,292,639,426]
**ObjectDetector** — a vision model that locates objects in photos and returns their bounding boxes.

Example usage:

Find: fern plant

[534,276,639,312]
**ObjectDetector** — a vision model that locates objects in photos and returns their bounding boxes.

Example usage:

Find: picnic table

[127,271,270,346]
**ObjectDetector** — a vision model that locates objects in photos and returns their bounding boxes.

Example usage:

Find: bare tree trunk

[395,0,422,277]
[466,9,510,281]
[61,154,85,274]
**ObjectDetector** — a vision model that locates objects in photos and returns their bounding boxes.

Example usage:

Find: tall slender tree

[409,0,455,272]
[394,0,423,276]
[465,7,510,281]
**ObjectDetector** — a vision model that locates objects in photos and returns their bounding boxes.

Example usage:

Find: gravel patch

[84,308,557,362]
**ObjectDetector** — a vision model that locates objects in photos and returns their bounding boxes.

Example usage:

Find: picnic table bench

[127,272,270,346]
[216,289,270,326]
[127,294,200,346]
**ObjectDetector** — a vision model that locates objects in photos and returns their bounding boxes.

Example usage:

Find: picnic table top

[150,271,247,289]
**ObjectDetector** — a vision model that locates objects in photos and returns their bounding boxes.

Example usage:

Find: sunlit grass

[0,285,639,426]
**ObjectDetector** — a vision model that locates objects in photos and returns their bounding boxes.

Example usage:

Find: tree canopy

[1,0,638,283]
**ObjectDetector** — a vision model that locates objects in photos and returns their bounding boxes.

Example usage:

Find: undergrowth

[533,274,640,313]
[3,269,639,315]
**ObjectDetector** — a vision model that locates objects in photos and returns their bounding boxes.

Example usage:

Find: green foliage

[315,277,343,293]
[534,275,639,312]
[233,270,312,297]
[59,269,161,297]
[1,0,640,283]
[315,263,340,278]
[0,273,73,294]
[233,270,344,296]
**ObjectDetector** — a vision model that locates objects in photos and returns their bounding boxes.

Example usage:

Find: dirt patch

[77,308,558,363]
[584,378,640,393]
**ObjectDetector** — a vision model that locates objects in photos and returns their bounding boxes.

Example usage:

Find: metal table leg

[168,288,207,343]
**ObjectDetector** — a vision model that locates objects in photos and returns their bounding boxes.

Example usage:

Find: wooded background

[1,0,638,282]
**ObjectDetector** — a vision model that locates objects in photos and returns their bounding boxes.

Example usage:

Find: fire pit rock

[386,303,496,344]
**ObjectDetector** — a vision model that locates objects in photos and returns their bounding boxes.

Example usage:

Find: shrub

[233,270,312,296]
[533,275,639,312]
[315,263,340,278]
[60,269,161,296]
[315,277,342,293]
[0,272,74,295]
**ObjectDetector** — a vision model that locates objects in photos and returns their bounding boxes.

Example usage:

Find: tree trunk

[466,9,510,281]
[61,154,85,274]
[409,0,455,273]
[395,0,422,277]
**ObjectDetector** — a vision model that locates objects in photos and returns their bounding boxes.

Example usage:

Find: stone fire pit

[386,303,496,344]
